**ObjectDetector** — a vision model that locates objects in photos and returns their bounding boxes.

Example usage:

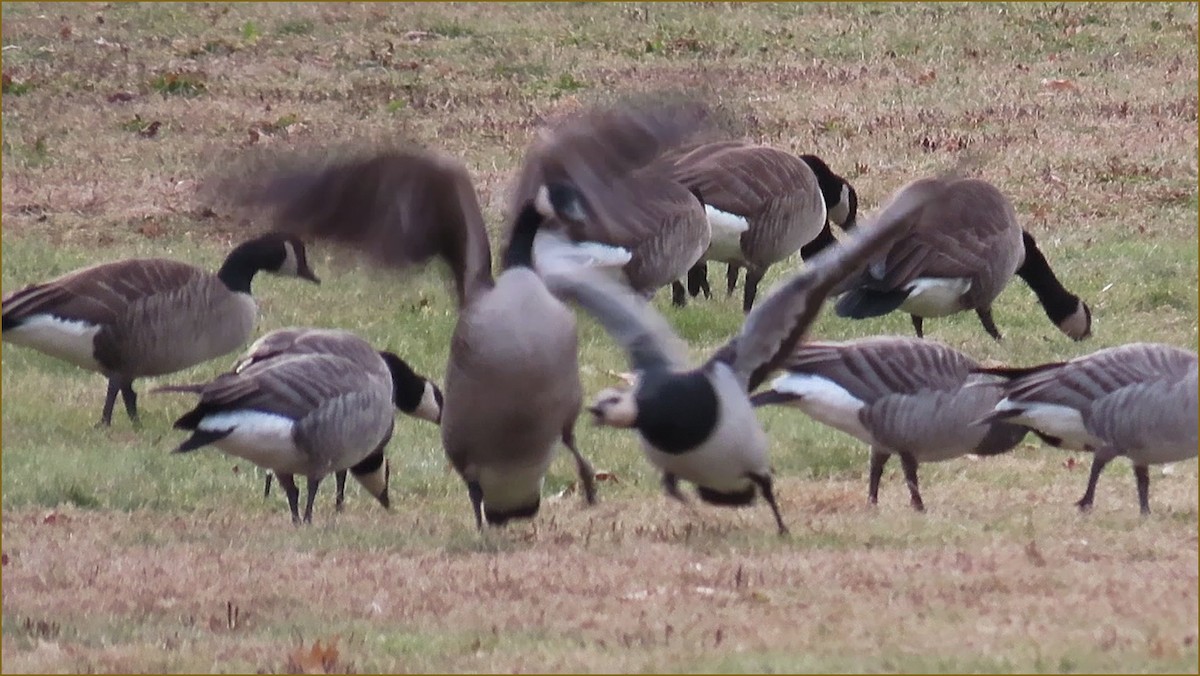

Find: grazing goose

[977,343,1198,515]
[216,97,712,529]
[532,170,711,308]
[545,174,954,534]
[162,331,421,524]
[749,337,1029,511]
[1,233,319,426]
[237,328,443,511]
[833,177,1092,341]
[667,143,859,311]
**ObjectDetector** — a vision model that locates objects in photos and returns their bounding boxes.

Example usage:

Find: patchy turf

[2,2,1197,673]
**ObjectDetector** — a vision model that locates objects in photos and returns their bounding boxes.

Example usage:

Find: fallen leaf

[59,23,72,40]
[1063,456,1078,470]
[138,120,162,138]
[138,221,165,238]
[1025,540,1047,566]
[915,69,937,85]
[41,511,66,525]
[403,30,437,42]
[106,91,135,103]
[286,637,341,674]
[1041,78,1079,93]
[2,553,9,566]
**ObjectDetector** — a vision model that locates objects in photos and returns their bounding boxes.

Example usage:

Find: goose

[1,233,319,426]
[976,343,1198,515]
[215,97,712,529]
[833,177,1092,342]
[161,330,421,524]
[749,337,1029,511]
[543,173,954,534]
[235,328,442,511]
[666,143,859,312]
[531,170,711,308]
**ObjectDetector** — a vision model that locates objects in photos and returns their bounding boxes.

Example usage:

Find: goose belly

[766,373,875,445]
[993,400,1098,451]
[476,456,554,512]
[197,411,309,474]
[4,315,103,371]
[898,278,972,318]
[703,206,749,264]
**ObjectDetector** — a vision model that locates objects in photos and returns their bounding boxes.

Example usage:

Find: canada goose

[977,343,1198,515]
[749,337,1029,511]
[1,233,319,426]
[531,170,711,308]
[215,97,711,529]
[833,177,1092,342]
[162,331,425,523]
[544,173,954,534]
[667,144,859,311]
[237,328,443,511]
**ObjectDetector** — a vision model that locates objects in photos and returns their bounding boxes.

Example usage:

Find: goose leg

[1133,465,1151,516]
[743,268,765,313]
[898,452,925,512]
[725,264,739,297]
[661,473,689,504]
[562,427,597,506]
[671,281,688,308]
[98,378,121,427]
[747,472,789,536]
[868,448,890,505]
[910,315,925,339]
[334,470,348,512]
[263,472,274,499]
[276,473,302,524]
[687,262,711,299]
[302,476,321,524]
[119,381,140,425]
[976,307,1003,341]
[467,480,485,531]
[1076,450,1114,513]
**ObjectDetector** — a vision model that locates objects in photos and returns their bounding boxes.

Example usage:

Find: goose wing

[710,175,955,392]
[783,337,978,403]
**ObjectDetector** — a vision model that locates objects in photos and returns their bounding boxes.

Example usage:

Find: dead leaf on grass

[551,470,619,499]
[1041,78,1080,93]
[1025,540,1047,567]
[138,120,162,138]
[285,637,342,674]
[2,552,9,566]
[106,91,135,103]
[41,511,67,525]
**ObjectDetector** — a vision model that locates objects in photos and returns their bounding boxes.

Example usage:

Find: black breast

[635,371,720,454]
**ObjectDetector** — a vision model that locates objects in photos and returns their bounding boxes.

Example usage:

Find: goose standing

[216,97,713,529]
[545,174,954,534]
[750,337,1029,511]
[2,233,319,426]
[833,177,1092,341]
[666,143,859,312]
[162,329,423,523]
[977,343,1198,514]
[236,328,442,511]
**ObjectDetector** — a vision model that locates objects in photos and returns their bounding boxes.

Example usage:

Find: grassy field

[1,2,1197,672]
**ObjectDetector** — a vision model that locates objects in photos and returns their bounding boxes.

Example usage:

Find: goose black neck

[218,239,278,294]
[502,203,543,271]
[1016,230,1079,321]
[379,351,427,413]
[800,222,838,259]
[634,370,720,454]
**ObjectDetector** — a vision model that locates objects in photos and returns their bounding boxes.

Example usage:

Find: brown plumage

[2,233,319,426]
[834,177,1092,341]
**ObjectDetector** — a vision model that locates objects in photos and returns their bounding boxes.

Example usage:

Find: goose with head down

[217,95,717,530]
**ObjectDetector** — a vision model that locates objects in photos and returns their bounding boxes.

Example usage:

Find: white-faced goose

[2,233,319,426]
[543,174,954,534]
[833,177,1092,341]
[666,143,859,312]
[750,337,1029,511]
[237,328,442,511]
[217,97,712,529]
[977,343,1197,515]
[160,329,422,524]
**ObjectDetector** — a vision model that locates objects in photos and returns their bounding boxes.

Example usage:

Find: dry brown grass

[2,2,1197,673]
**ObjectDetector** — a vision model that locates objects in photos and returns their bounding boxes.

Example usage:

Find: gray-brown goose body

[215,96,714,529]
[165,330,419,524]
[533,170,710,307]
[2,233,319,426]
[834,177,1091,341]
[979,343,1198,514]
[665,143,858,311]
[239,327,443,513]
[750,337,1029,511]
[548,174,956,535]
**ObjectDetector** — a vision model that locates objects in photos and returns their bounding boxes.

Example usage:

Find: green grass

[1,2,1197,673]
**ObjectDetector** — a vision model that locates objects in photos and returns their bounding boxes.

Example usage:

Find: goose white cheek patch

[829,184,852,226]
[6,315,103,371]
